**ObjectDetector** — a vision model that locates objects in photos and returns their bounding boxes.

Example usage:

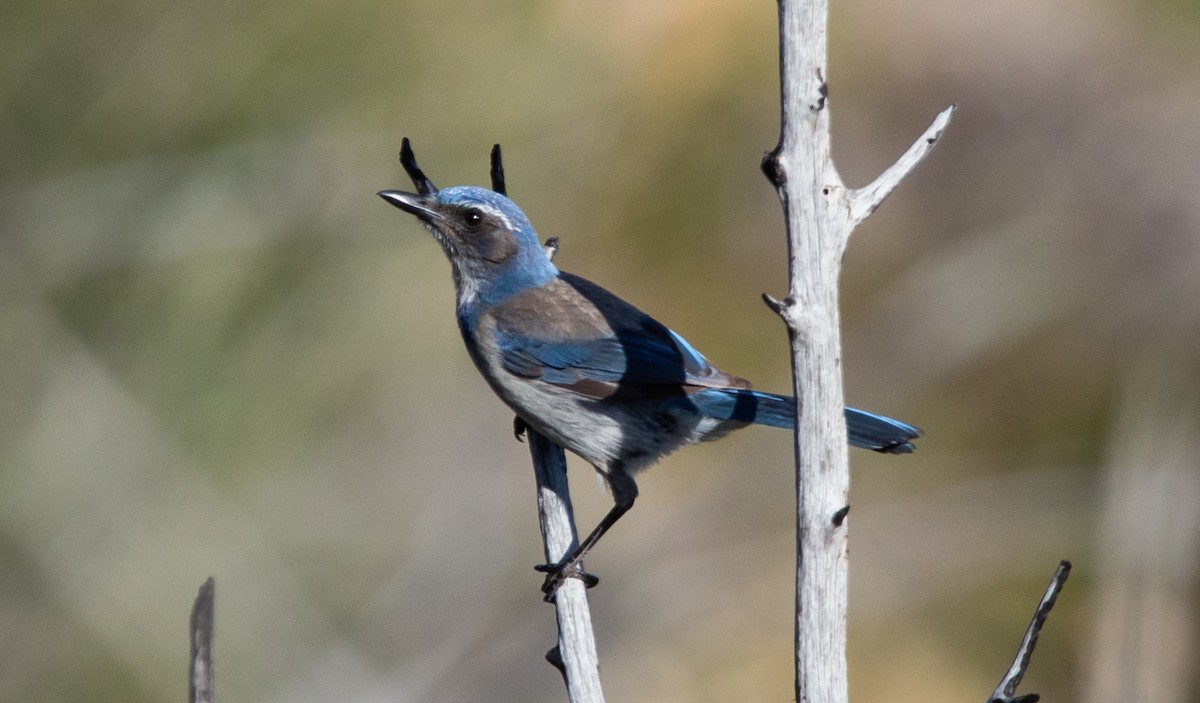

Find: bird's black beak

[377,190,440,224]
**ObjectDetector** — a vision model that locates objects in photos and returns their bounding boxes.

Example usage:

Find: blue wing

[485,273,921,452]
[492,273,749,398]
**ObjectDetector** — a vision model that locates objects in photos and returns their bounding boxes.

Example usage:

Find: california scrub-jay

[379,141,919,594]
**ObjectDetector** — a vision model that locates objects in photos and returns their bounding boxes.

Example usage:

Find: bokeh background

[3,0,1199,701]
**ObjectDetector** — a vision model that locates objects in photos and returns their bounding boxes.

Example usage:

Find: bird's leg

[536,467,638,600]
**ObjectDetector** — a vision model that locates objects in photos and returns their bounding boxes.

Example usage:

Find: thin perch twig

[527,429,606,703]
[189,577,215,703]
[988,560,1073,703]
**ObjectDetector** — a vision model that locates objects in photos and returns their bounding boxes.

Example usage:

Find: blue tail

[842,406,920,454]
[690,388,920,454]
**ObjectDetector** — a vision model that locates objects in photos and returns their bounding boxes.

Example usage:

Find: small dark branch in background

[190,578,215,703]
[543,237,560,261]
[814,77,829,111]
[399,138,437,195]
[760,292,787,316]
[546,644,568,681]
[988,560,1072,703]
[759,149,784,187]
[490,144,507,195]
[491,143,559,262]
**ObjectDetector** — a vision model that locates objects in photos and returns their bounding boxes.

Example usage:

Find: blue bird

[379,143,919,594]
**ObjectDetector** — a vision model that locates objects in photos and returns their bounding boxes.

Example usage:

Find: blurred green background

[3,0,1199,701]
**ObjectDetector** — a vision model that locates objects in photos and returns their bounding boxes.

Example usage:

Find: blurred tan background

[3,0,1199,701]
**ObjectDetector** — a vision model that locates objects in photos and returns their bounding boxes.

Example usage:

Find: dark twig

[546,644,569,681]
[490,144,507,195]
[761,292,787,316]
[189,577,215,703]
[988,560,1072,703]
[399,138,437,195]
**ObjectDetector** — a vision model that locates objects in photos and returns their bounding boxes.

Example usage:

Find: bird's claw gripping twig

[535,559,599,601]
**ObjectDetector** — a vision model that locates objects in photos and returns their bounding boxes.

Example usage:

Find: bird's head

[379,185,557,306]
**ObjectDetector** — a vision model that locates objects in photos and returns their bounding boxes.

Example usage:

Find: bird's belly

[491,371,628,468]
[492,373,710,476]
[466,320,700,474]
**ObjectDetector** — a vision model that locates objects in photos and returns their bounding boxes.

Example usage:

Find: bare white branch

[848,105,956,225]
[768,1,851,701]
[767,4,953,703]
[527,429,606,703]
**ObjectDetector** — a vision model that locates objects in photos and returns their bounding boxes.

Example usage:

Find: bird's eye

[462,208,484,228]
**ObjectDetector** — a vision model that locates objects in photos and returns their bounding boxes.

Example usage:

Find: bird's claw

[513,416,528,442]
[535,560,599,601]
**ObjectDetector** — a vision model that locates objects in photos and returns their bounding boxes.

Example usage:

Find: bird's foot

[534,559,599,602]
[513,416,528,442]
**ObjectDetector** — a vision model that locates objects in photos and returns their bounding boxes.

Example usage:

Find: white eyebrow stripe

[471,203,513,229]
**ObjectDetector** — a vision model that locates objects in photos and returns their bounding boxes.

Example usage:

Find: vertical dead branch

[762,1,952,700]
[527,429,606,703]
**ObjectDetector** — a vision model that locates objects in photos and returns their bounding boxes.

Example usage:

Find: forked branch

[766,1,954,702]
[849,104,957,224]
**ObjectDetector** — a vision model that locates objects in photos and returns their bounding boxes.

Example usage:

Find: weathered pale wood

[528,429,606,703]
[764,1,953,701]
[849,106,956,225]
